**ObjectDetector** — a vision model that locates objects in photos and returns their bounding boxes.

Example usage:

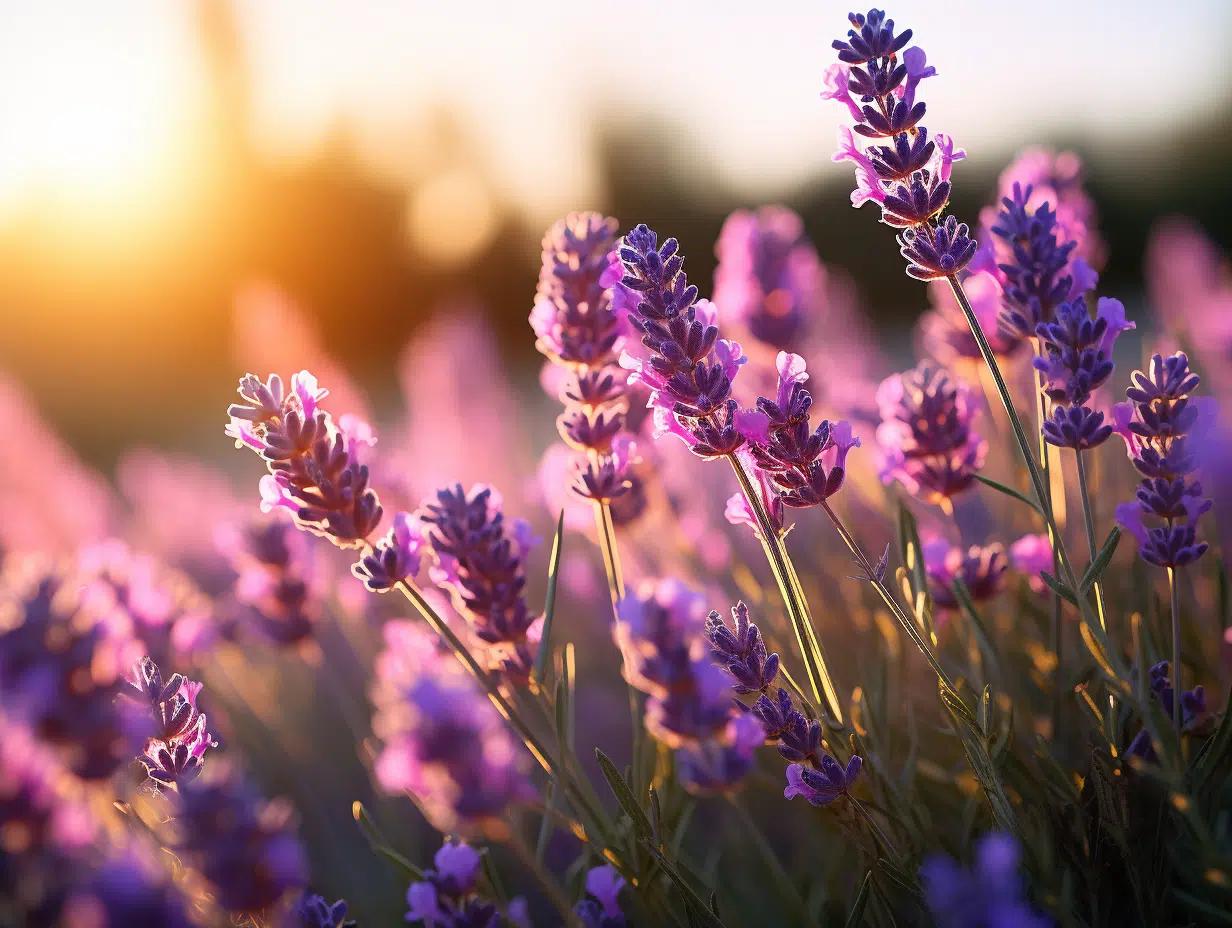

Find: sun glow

[0,3,201,219]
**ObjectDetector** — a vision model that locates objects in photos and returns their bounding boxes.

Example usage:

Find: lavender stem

[1169,566,1182,734]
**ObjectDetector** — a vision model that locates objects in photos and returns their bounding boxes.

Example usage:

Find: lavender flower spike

[226,371,382,547]
[920,832,1051,928]
[783,753,862,806]
[823,10,975,279]
[352,510,424,592]
[1114,352,1213,567]
[575,864,627,928]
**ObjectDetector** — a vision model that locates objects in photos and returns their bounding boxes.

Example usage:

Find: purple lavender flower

[533,213,647,515]
[418,484,541,683]
[574,865,627,928]
[60,853,194,928]
[677,713,766,795]
[617,225,752,458]
[352,510,424,592]
[917,270,1023,368]
[175,777,307,914]
[615,580,733,747]
[404,840,501,927]
[226,371,382,548]
[706,602,780,694]
[712,206,826,350]
[783,753,862,807]
[371,622,534,833]
[127,656,216,790]
[0,562,145,781]
[823,11,974,279]
[724,455,786,539]
[742,352,862,509]
[216,516,319,646]
[922,538,1009,613]
[294,894,355,928]
[1113,353,1213,567]
[876,362,986,507]
[920,832,1051,928]
[1126,660,1206,761]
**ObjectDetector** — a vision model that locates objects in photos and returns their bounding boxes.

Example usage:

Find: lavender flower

[0,561,145,781]
[371,622,534,833]
[405,839,529,927]
[127,656,216,790]
[917,270,1023,368]
[712,206,826,350]
[175,777,307,914]
[876,362,986,506]
[1113,353,1213,567]
[823,11,974,279]
[617,225,752,458]
[418,484,541,683]
[614,580,732,748]
[294,894,356,928]
[226,371,382,548]
[60,853,194,928]
[923,538,1009,613]
[1126,660,1207,761]
[920,833,1051,928]
[706,602,780,694]
[783,754,863,807]
[742,352,861,509]
[574,865,627,928]
[533,213,647,515]
[676,713,766,795]
[724,455,786,539]
[352,510,424,592]
[216,516,319,646]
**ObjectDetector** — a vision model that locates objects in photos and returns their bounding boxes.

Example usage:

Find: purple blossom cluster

[417,484,541,683]
[822,9,974,280]
[532,212,647,520]
[1114,353,1213,567]
[876,361,986,507]
[127,656,216,791]
[706,602,863,807]
[712,206,826,351]
[215,516,321,646]
[295,893,356,927]
[174,776,308,913]
[227,371,382,547]
[405,839,529,927]
[371,621,534,833]
[920,833,1051,928]
[574,865,627,928]
[1126,660,1206,761]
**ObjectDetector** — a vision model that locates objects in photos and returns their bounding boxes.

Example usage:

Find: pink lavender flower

[783,754,862,807]
[920,833,1051,928]
[371,622,534,832]
[1114,353,1212,567]
[574,864,627,928]
[174,776,307,914]
[917,270,1023,367]
[1009,533,1053,595]
[352,510,424,592]
[127,656,216,790]
[418,484,542,683]
[615,580,733,748]
[226,371,382,548]
[876,362,986,507]
[922,538,1009,612]
[724,455,786,539]
[215,516,319,646]
[824,10,976,279]
[712,206,827,351]
[742,352,861,509]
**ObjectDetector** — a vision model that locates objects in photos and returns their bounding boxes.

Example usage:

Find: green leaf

[533,510,566,685]
[641,839,725,928]
[352,801,425,880]
[1078,526,1121,594]
[974,473,1043,514]
[595,748,653,840]
[1173,889,1232,924]
[1189,685,1232,806]
[939,681,1020,839]
[952,578,1003,684]
[844,871,873,928]
[1039,570,1079,607]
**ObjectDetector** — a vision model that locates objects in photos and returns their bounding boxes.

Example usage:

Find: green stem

[1169,566,1182,734]
[727,797,816,927]
[507,828,584,927]
[1030,348,1064,735]
[726,454,844,725]
[1075,450,1110,633]
[820,501,958,695]
[850,797,906,871]
[593,498,625,606]
[944,274,1113,662]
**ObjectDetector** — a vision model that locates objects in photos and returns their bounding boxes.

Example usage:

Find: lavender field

[1,3,1231,926]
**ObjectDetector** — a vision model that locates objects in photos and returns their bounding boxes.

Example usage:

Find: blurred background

[1,0,1230,470]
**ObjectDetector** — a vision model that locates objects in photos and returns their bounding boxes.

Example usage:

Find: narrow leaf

[595,748,653,839]
[352,801,425,879]
[533,510,566,684]
[1079,526,1121,594]
[1039,570,1079,607]
[845,870,873,928]
[642,839,725,928]
[974,473,1043,514]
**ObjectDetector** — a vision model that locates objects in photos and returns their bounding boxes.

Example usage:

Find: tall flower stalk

[822,8,1115,683]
